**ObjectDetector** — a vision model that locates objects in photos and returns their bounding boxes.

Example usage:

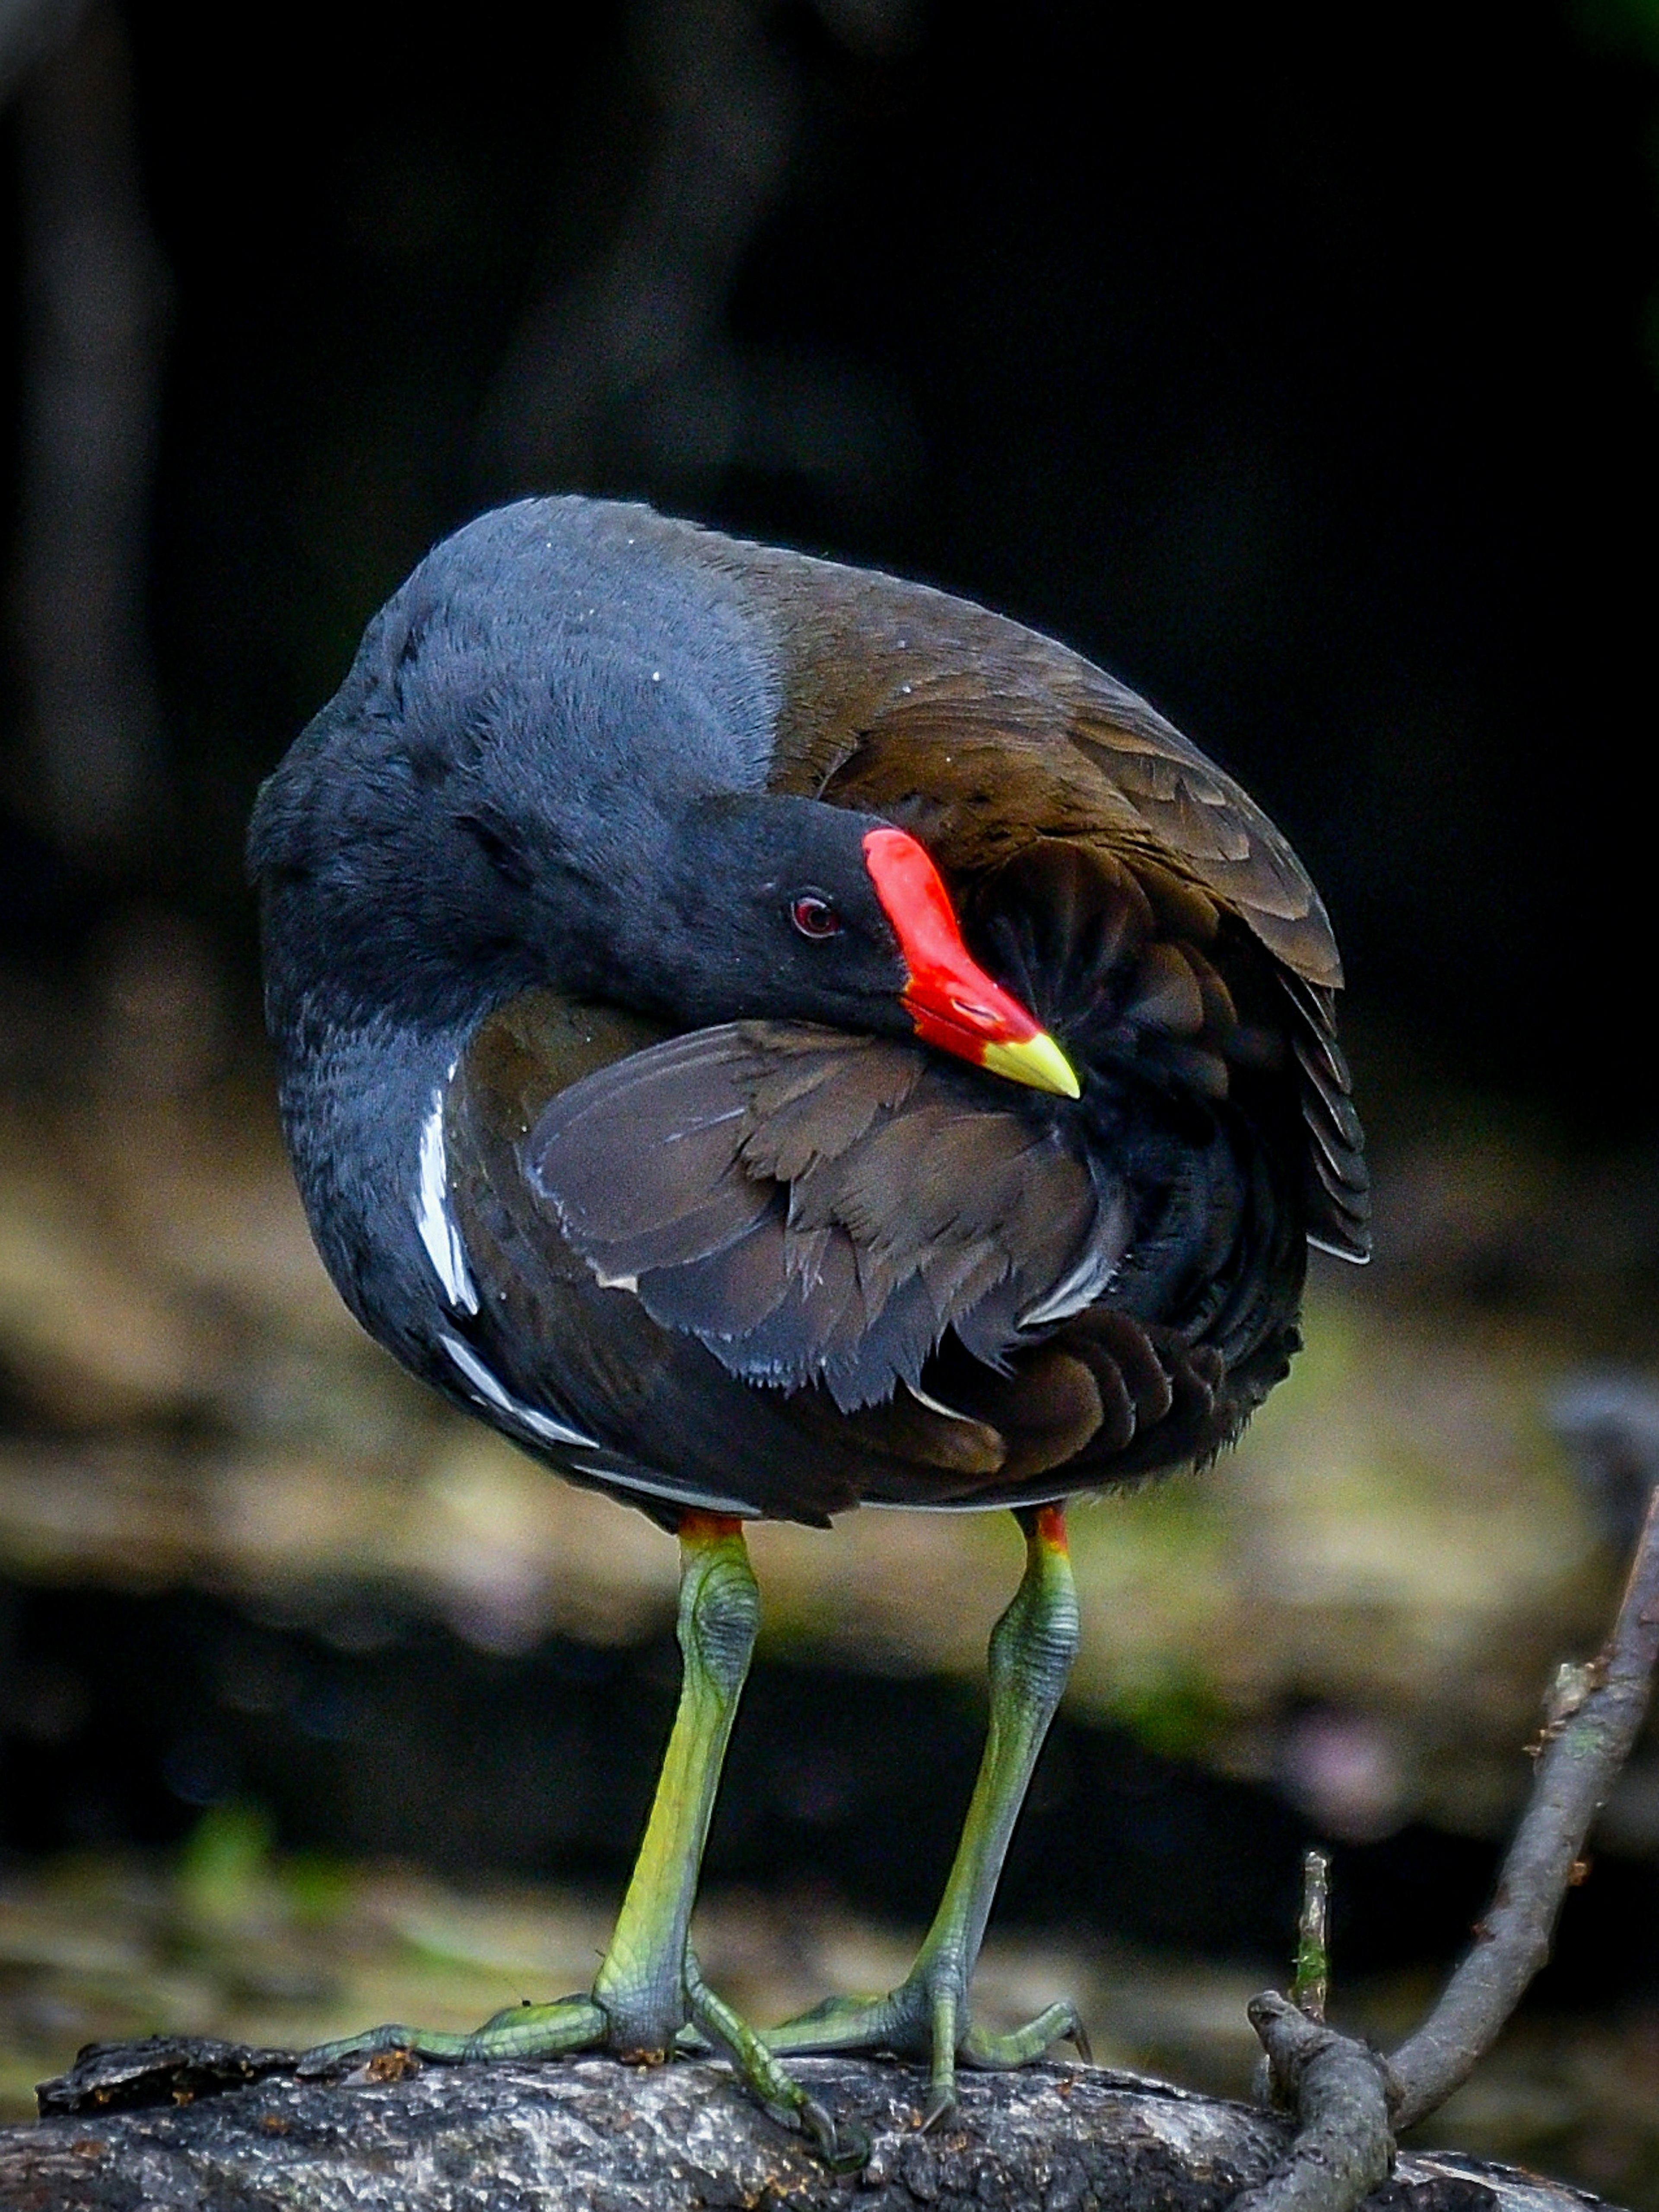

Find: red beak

[861,827,1081,1099]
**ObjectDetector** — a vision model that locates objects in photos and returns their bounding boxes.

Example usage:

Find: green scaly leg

[763,1504,1086,2126]
[297,1514,858,2164]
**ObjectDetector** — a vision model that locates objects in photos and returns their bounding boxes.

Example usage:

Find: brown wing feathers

[700,531,1340,980]
[445,1006,1150,1519]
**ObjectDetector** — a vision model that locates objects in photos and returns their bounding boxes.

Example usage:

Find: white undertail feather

[438,1329,593,1450]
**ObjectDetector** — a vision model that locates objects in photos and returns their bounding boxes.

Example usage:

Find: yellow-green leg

[764,1504,1086,2126]
[297,1514,856,2161]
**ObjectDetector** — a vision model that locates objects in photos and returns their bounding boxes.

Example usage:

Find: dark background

[5,0,1658,1123]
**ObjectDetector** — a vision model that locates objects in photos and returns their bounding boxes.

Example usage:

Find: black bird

[250,496,1366,2150]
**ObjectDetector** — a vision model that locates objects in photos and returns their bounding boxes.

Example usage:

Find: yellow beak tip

[980,1031,1082,1100]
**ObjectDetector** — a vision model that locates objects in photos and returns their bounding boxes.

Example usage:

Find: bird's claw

[296,1974,869,2163]
[798,2093,870,2171]
[686,1947,866,2167]
[919,2081,957,2132]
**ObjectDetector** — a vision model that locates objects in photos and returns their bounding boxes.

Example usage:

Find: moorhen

[250,496,1366,2151]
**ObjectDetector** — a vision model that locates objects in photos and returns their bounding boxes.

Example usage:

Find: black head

[637,792,913,1033]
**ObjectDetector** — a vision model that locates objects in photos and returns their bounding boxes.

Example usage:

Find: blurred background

[2,0,1659,2195]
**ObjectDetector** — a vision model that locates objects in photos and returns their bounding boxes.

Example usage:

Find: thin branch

[1389,1477,1659,2129]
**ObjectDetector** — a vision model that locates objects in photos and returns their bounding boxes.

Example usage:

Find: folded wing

[520,1022,1128,1415]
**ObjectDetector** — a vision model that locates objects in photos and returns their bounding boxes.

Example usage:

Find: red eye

[791,894,842,939]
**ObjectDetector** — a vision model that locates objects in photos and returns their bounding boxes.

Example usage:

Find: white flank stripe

[415,1089,478,1314]
[903,1379,979,1425]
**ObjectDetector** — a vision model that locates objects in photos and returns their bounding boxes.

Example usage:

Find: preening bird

[250,497,1367,2154]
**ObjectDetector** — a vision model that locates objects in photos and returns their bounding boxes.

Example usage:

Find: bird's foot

[763,1961,1087,2129]
[294,1968,866,2168]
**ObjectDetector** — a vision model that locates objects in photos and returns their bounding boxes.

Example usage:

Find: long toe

[762,1990,906,2057]
[960,1999,1087,2071]
[462,1997,609,2061]
[297,2026,464,2076]
[296,1996,607,2077]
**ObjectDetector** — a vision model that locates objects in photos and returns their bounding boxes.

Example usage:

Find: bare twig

[1236,1852,1395,2212]
[1292,1847,1331,2024]
[1389,1477,1659,2129]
